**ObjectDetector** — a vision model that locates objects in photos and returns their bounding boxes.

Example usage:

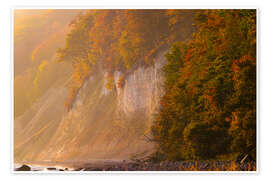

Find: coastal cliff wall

[14,50,166,162]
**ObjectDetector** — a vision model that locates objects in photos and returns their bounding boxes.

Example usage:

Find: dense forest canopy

[151,9,256,161]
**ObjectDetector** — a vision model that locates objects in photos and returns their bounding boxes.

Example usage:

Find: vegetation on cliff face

[16,9,256,163]
[151,9,256,161]
[56,9,256,161]
[57,10,195,110]
[14,10,81,117]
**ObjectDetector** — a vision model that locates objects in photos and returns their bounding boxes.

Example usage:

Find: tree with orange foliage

[152,9,256,161]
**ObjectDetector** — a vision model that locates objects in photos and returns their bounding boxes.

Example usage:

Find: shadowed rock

[16,164,31,171]
[46,167,57,170]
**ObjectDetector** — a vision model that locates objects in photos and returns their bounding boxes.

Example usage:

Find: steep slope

[14,10,81,118]
[14,9,196,163]
[14,50,166,162]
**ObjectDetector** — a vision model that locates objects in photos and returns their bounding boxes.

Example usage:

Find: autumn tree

[57,10,195,110]
[152,9,256,160]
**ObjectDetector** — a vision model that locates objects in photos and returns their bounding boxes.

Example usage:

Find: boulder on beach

[46,167,57,170]
[16,164,31,171]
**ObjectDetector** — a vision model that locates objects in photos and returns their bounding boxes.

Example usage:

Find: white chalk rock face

[119,58,165,116]
[14,50,166,162]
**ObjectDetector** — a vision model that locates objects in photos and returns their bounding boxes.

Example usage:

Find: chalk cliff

[14,50,166,162]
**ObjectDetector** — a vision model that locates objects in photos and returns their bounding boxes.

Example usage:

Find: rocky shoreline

[14,160,256,171]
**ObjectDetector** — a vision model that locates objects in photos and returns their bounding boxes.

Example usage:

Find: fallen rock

[16,164,31,171]
[46,167,57,170]
[74,168,83,171]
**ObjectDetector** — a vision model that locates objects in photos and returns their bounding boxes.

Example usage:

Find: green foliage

[57,13,93,63]
[163,42,187,88]
[152,9,256,161]
[57,10,195,110]
[183,121,230,159]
